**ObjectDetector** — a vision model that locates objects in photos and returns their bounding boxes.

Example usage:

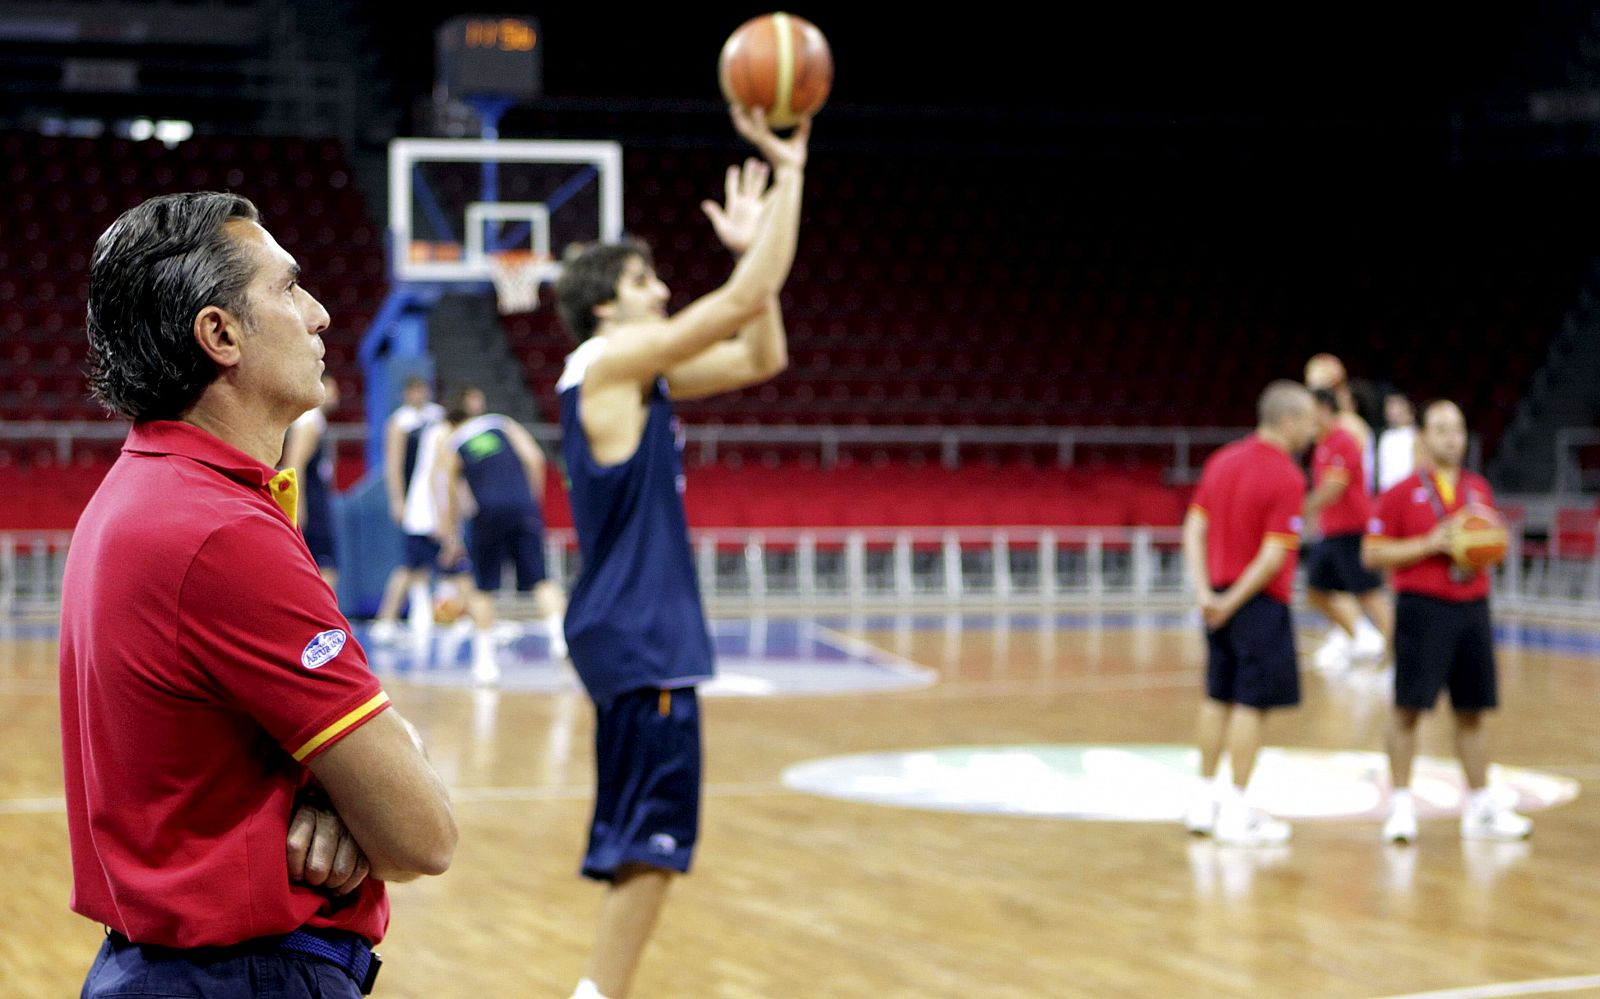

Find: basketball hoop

[487,250,554,315]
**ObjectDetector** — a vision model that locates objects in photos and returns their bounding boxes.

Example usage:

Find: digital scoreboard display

[436,15,542,100]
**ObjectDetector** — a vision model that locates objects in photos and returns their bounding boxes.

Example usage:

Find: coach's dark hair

[86,192,261,421]
[554,239,654,343]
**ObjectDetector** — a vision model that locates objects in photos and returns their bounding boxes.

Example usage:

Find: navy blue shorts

[402,533,440,571]
[468,507,546,593]
[303,524,336,569]
[1205,593,1301,709]
[582,686,701,882]
[1306,532,1383,595]
[83,932,363,998]
[1394,593,1498,712]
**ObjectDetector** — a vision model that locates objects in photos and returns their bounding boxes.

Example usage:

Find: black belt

[107,927,381,995]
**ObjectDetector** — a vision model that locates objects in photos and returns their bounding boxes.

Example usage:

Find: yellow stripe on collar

[1433,471,1456,508]
[268,468,299,523]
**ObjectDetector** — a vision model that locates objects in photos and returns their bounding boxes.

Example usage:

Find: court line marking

[0,782,798,816]
[15,755,1600,819]
[1373,974,1600,999]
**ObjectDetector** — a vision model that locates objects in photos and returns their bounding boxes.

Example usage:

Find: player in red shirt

[1362,400,1531,844]
[1182,380,1317,846]
[64,192,457,997]
[1304,387,1392,671]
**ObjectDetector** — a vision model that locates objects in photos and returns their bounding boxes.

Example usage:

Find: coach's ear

[193,305,245,369]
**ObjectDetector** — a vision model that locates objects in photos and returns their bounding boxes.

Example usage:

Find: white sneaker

[1352,622,1386,662]
[1313,630,1352,672]
[1213,803,1292,846]
[1461,797,1532,841]
[1185,790,1218,836]
[1383,803,1418,844]
[472,657,501,686]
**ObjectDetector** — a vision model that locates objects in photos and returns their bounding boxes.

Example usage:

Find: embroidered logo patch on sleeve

[301,629,347,670]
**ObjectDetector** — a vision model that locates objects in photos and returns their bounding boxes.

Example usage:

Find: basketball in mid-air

[718,12,833,128]
[1452,507,1509,573]
[1304,353,1348,390]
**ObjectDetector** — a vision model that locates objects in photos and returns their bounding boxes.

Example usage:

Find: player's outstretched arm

[588,107,809,390]
[668,157,791,400]
[383,415,407,524]
[504,420,547,495]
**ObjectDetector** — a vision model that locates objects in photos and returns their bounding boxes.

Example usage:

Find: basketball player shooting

[551,105,810,999]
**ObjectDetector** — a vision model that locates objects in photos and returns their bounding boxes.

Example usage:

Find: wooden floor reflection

[2,606,1597,998]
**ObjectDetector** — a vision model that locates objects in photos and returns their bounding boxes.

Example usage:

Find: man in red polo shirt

[1362,400,1531,844]
[1304,387,1391,672]
[62,192,457,997]
[1182,380,1316,846]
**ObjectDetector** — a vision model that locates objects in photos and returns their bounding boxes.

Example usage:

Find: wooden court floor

[2,604,1597,998]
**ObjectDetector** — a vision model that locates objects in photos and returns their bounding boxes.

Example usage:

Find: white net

[487,251,556,315]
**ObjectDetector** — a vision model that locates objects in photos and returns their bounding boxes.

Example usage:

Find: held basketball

[718,12,833,128]
[1452,508,1509,573]
[433,581,467,625]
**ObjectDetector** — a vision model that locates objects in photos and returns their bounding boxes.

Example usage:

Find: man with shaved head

[1182,379,1316,846]
[1363,400,1531,843]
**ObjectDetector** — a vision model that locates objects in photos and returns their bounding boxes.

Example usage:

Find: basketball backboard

[388,137,624,284]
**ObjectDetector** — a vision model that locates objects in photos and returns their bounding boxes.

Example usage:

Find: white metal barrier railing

[4,526,1594,614]
[1554,427,1600,493]
[1,532,73,611]
[0,421,1248,477]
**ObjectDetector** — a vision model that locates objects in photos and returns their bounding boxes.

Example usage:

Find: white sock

[473,630,496,668]
[1218,781,1247,811]
[571,979,610,999]
[1469,787,1496,811]
[1390,788,1414,813]
[407,583,431,628]
[545,613,566,653]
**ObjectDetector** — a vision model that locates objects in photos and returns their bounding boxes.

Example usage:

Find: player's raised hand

[730,104,810,172]
[702,158,772,256]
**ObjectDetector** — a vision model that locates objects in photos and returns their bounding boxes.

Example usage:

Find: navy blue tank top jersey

[302,413,332,525]
[556,339,715,703]
[450,415,538,516]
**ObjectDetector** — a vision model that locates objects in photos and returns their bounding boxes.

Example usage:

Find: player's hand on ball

[1426,518,1456,556]
[730,104,810,171]
[702,158,771,255]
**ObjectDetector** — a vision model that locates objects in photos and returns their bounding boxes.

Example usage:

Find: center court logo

[780,745,1579,822]
[301,629,347,670]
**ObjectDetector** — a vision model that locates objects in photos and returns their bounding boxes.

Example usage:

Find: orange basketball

[433,582,467,625]
[1452,507,1509,572]
[718,12,833,128]
[1304,353,1348,390]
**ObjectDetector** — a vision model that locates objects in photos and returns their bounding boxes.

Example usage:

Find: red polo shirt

[59,420,392,948]
[1368,469,1494,602]
[1189,434,1306,605]
[1312,426,1371,536]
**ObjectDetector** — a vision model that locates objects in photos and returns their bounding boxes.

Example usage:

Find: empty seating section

[505,148,1573,456]
[0,133,1585,531]
[0,132,379,427]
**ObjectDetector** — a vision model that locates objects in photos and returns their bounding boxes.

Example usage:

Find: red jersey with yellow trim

[59,421,391,948]
[1369,469,1494,602]
[1190,434,1307,605]
[1311,426,1371,536]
